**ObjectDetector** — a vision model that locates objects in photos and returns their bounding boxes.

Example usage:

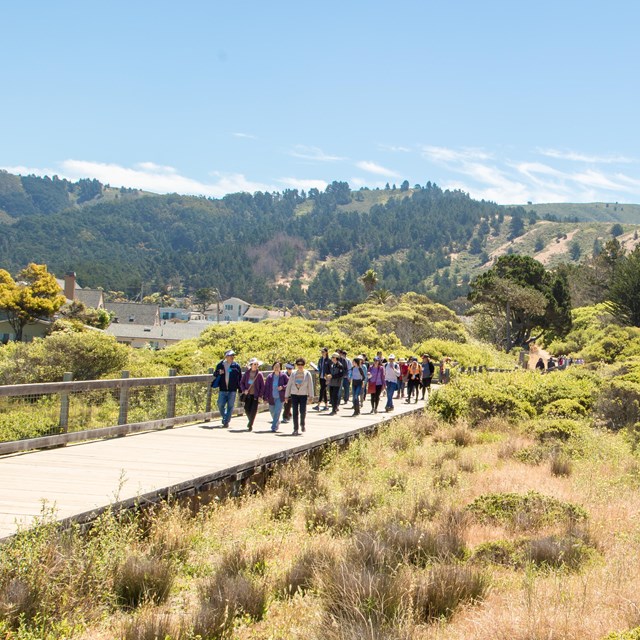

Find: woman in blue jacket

[263,362,288,432]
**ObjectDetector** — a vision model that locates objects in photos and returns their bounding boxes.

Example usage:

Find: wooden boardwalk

[0,398,427,539]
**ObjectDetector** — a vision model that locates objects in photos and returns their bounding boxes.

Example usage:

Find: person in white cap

[214,350,242,428]
[384,355,400,412]
[239,358,265,431]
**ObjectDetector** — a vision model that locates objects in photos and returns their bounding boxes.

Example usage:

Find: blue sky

[2,0,639,204]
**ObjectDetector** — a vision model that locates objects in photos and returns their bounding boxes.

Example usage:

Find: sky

[2,0,640,205]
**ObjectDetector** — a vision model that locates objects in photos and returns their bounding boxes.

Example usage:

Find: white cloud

[378,144,412,153]
[421,146,493,163]
[289,145,345,162]
[355,160,401,178]
[538,148,635,164]
[278,177,328,191]
[232,132,257,139]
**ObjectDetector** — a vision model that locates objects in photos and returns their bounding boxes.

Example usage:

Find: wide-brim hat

[388,354,396,359]
[247,357,262,366]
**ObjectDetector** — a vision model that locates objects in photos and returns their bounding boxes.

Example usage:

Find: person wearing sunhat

[214,350,242,428]
[284,358,315,435]
[327,352,345,415]
[239,358,265,431]
[384,355,400,412]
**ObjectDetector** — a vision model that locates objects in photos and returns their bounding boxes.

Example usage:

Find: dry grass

[6,402,640,640]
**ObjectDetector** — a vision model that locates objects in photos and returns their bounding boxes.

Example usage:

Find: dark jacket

[317,356,331,379]
[214,360,242,392]
[263,372,288,404]
[421,361,435,378]
[240,370,265,398]
[328,361,345,387]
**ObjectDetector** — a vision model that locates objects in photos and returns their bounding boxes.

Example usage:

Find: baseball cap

[224,350,236,356]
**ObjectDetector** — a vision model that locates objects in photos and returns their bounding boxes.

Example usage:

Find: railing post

[118,370,130,425]
[58,372,73,434]
[205,367,214,414]
[166,368,177,420]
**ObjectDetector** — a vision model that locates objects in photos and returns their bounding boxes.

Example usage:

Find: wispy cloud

[289,145,345,162]
[378,144,412,153]
[421,146,493,163]
[2,160,276,197]
[232,132,257,139]
[538,148,636,164]
[420,144,640,204]
[355,160,401,178]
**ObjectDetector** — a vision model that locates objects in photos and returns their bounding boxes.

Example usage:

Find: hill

[520,201,640,224]
[1,170,639,308]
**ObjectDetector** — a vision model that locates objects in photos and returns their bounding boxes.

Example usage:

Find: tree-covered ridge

[1,170,638,309]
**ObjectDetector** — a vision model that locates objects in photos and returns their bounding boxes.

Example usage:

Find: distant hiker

[284,358,315,435]
[313,348,330,412]
[281,363,294,423]
[214,350,242,428]
[405,357,422,404]
[327,352,345,415]
[263,361,288,432]
[535,357,545,372]
[368,356,385,413]
[547,357,556,371]
[397,358,408,399]
[349,355,367,416]
[420,354,435,399]
[384,355,400,412]
[240,358,265,431]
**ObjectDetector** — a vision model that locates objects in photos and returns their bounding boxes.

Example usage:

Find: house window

[225,304,233,311]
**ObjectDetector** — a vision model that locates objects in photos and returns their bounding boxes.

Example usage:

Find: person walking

[313,348,331,411]
[339,350,352,406]
[239,358,265,431]
[281,363,294,423]
[263,361,288,432]
[367,356,385,413]
[405,357,422,403]
[397,358,409,399]
[349,355,367,416]
[384,355,400,412]
[327,352,345,415]
[420,354,435,399]
[284,358,315,435]
[214,350,242,428]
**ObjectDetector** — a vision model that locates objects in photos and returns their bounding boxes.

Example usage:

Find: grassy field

[2,367,640,639]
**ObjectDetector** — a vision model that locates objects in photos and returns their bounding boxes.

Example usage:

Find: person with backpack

[327,352,345,415]
[384,355,400,412]
[420,354,435,399]
[405,357,422,404]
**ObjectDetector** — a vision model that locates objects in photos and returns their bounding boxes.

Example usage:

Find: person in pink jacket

[239,358,265,431]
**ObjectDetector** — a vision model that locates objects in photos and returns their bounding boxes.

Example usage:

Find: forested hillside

[1,170,638,308]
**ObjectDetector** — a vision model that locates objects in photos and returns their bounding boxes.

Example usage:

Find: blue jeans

[340,378,350,403]
[217,390,237,426]
[385,381,397,409]
[269,399,283,430]
[352,380,363,413]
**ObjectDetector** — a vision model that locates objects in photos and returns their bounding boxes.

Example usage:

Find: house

[105,302,160,327]
[219,297,250,322]
[105,321,212,349]
[57,272,105,309]
[242,305,289,322]
[0,316,52,344]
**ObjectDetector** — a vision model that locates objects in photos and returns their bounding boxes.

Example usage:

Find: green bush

[602,628,640,640]
[595,380,640,430]
[466,491,588,530]
[542,399,587,418]
[467,389,535,425]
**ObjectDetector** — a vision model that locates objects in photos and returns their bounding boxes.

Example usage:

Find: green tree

[569,240,582,261]
[59,300,112,329]
[468,255,571,351]
[360,269,379,293]
[608,246,640,326]
[193,288,218,314]
[534,236,545,252]
[611,223,624,237]
[367,288,395,305]
[0,263,66,341]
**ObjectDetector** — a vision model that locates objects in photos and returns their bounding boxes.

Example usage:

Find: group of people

[534,354,575,372]
[213,348,436,436]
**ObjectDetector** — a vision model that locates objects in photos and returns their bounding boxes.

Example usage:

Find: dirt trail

[527,343,551,370]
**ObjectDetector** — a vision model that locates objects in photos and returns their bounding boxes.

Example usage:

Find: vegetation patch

[466,491,588,530]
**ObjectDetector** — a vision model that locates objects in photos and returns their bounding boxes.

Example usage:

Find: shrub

[381,523,466,566]
[466,491,588,530]
[122,609,183,640]
[534,419,585,443]
[595,380,640,430]
[217,543,267,577]
[550,454,573,477]
[467,389,535,425]
[267,456,326,500]
[113,554,175,609]
[542,398,587,418]
[603,628,640,640]
[199,572,267,622]
[305,501,352,534]
[412,564,489,622]
[0,578,39,629]
[277,544,337,597]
